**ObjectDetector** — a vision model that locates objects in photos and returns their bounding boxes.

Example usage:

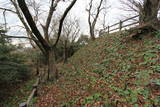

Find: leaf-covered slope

[37,32,160,107]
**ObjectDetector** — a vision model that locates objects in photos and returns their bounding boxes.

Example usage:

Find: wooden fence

[19,77,40,107]
[105,15,139,33]
[19,58,49,107]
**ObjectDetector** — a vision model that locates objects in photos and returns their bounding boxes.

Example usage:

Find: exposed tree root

[128,21,160,40]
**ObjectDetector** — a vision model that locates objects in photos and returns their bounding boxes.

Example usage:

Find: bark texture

[139,0,160,25]
[47,49,58,80]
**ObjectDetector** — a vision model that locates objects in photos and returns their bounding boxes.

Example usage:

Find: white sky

[69,0,130,34]
[0,0,135,45]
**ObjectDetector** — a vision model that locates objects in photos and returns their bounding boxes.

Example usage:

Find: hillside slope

[37,31,160,107]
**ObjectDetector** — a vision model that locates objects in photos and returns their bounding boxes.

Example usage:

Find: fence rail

[105,15,139,33]
[19,77,40,107]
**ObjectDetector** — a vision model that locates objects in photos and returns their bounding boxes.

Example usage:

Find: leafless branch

[54,0,78,47]
[2,35,37,41]
[87,0,106,40]
[0,7,16,13]
[10,0,44,51]
[17,0,50,53]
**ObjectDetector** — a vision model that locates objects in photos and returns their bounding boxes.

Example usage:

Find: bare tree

[87,0,106,40]
[99,0,109,36]
[120,0,160,25]
[62,16,80,63]
[5,0,78,80]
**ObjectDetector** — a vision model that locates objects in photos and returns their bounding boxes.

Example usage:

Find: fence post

[107,26,109,34]
[36,59,39,76]
[119,20,122,31]
[19,102,27,107]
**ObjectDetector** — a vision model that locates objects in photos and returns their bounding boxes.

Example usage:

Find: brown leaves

[36,32,160,106]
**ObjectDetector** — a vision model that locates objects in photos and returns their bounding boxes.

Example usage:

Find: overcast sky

[0,0,134,44]
[69,0,133,34]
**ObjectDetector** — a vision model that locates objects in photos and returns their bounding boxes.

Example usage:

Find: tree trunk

[47,49,58,80]
[139,0,159,25]
[90,27,95,40]
[63,40,68,63]
[42,27,49,42]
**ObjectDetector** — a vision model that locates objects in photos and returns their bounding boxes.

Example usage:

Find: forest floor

[0,78,36,107]
[36,31,160,107]
[0,66,37,107]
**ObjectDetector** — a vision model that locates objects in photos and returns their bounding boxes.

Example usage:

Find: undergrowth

[37,31,160,107]
[1,78,36,107]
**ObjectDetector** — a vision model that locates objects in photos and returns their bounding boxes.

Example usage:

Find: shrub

[155,30,160,39]
[0,27,30,85]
